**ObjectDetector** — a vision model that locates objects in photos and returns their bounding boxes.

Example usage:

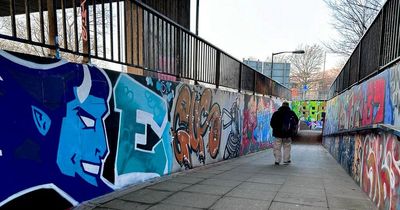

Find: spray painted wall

[0,51,286,208]
[291,100,326,128]
[323,61,400,210]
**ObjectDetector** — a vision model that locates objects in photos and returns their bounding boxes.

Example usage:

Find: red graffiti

[81,0,88,41]
[361,134,400,210]
[362,79,385,126]
[241,96,257,155]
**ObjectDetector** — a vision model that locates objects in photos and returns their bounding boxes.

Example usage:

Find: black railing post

[10,0,16,37]
[238,63,242,92]
[357,42,362,83]
[379,8,386,68]
[194,39,198,84]
[215,51,221,88]
[253,70,256,95]
[24,0,31,41]
[47,0,59,58]
[176,27,181,80]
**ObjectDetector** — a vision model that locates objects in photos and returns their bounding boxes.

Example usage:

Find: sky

[189,0,347,71]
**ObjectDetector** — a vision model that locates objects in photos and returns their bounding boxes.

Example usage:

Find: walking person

[270,101,299,165]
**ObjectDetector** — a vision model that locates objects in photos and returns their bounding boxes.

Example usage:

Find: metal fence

[329,0,400,98]
[0,0,291,99]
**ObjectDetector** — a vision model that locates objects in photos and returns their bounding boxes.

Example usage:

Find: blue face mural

[57,91,110,186]
[0,51,112,207]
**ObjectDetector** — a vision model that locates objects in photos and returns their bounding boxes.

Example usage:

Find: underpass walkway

[76,143,376,210]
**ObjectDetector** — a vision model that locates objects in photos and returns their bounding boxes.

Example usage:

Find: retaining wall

[323,61,400,210]
[0,51,286,208]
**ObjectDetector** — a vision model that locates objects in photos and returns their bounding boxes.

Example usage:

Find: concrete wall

[0,51,286,208]
[323,61,400,210]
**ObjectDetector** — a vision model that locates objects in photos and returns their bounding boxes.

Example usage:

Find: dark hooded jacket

[270,106,299,138]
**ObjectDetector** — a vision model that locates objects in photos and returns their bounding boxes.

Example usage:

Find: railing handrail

[323,123,400,138]
[328,0,400,99]
[0,0,291,99]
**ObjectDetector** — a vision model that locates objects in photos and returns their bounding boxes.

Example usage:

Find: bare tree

[290,44,325,92]
[0,4,111,63]
[324,0,383,56]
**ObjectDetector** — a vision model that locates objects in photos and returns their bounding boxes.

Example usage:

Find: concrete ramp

[74,144,377,210]
[293,130,322,144]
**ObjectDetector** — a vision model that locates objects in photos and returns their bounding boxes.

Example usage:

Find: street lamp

[270,50,305,78]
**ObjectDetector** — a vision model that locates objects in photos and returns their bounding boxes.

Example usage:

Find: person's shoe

[283,160,291,164]
[275,162,280,165]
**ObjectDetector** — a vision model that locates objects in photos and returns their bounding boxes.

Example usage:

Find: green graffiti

[291,100,326,123]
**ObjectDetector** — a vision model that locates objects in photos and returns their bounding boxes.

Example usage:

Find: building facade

[243,59,291,88]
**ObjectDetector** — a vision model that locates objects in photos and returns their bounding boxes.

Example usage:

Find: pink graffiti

[361,134,400,210]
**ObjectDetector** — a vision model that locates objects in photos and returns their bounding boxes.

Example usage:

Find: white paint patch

[82,162,100,174]
[115,172,160,189]
[77,65,92,103]
[0,50,67,70]
[0,149,2,156]
[0,76,3,81]
[135,109,167,153]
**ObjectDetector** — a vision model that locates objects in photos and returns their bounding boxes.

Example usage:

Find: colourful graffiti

[323,61,400,210]
[324,134,400,210]
[361,133,400,210]
[0,50,287,208]
[171,85,222,169]
[291,100,326,129]
[241,95,281,155]
[114,74,173,187]
[323,70,391,135]
[241,95,257,155]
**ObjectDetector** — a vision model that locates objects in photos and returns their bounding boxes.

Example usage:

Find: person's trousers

[273,137,291,163]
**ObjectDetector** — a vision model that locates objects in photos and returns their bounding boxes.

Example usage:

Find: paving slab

[168,176,205,185]
[225,188,277,201]
[274,192,328,208]
[119,188,174,204]
[146,181,191,192]
[147,203,202,210]
[327,196,377,209]
[269,201,329,210]
[100,199,150,210]
[247,174,287,185]
[199,178,242,187]
[182,184,233,195]
[161,191,220,209]
[73,144,377,210]
[210,197,272,210]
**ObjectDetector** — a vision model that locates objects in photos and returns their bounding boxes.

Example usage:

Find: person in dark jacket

[270,101,299,165]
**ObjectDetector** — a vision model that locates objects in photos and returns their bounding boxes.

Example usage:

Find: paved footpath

[75,144,377,210]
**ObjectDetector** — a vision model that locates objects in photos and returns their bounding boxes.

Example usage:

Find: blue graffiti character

[57,65,111,187]
[0,50,112,208]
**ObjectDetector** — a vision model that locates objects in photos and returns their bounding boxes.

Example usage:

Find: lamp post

[270,50,305,78]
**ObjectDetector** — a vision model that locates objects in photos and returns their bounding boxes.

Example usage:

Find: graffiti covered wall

[0,51,286,208]
[323,62,400,210]
[291,100,326,129]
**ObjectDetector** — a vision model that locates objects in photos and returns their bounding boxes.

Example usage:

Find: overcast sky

[190,0,347,70]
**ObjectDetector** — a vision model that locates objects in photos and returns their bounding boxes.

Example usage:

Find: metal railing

[0,0,291,99]
[328,0,400,99]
